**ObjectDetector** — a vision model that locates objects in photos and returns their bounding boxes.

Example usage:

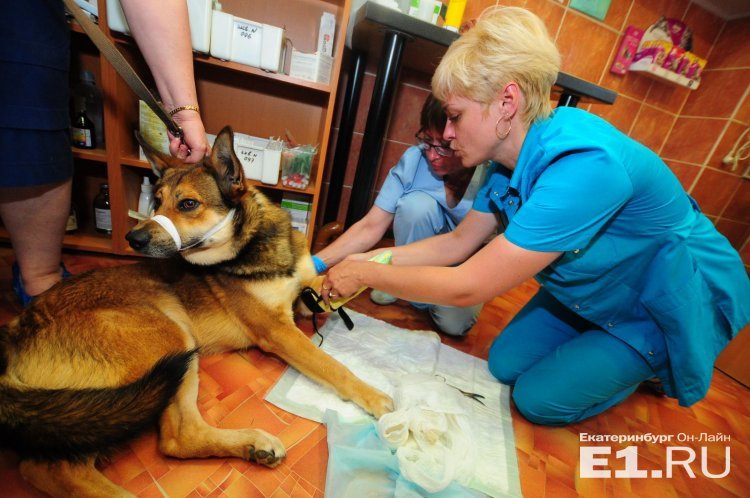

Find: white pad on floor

[265,310,521,497]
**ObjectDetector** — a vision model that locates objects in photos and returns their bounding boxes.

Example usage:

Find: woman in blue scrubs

[321,6,750,425]
[314,94,487,336]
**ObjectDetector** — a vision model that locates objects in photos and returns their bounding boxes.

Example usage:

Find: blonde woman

[321,7,750,425]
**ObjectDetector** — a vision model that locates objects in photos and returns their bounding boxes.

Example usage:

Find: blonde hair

[432,6,561,128]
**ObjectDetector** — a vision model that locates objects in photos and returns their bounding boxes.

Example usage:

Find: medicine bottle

[72,70,105,147]
[94,183,112,235]
[71,108,95,149]
[138,176,155,217]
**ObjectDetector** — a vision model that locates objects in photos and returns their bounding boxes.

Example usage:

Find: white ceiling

[691,0,750,20]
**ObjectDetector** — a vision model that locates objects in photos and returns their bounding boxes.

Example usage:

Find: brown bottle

[93,183,112,235]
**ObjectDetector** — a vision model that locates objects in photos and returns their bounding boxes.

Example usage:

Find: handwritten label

[234,21,259,40]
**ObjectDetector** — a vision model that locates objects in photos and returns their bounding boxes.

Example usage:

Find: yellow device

[307,250,392,312]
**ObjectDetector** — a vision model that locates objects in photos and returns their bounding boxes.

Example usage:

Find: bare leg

[0,178,71,296]
[20,457,134,498]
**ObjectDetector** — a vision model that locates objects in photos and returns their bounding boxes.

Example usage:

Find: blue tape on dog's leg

[311,255,328,273]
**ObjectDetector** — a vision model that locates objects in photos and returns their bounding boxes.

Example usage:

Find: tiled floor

[0,245,748,497]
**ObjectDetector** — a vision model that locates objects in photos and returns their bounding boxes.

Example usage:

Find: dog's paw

[246,429,286,467]
[365,390,395,419]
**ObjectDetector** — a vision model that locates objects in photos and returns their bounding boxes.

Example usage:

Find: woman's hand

[169,110,209,163]
[321,260,369,306]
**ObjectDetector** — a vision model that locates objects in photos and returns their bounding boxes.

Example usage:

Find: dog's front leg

[157,356,286,466]
[257,323,394,418]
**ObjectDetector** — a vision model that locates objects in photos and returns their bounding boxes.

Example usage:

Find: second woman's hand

[322,260,369,306]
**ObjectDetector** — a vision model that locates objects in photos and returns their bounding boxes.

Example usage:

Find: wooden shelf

[72,147,107,163]
[59,0,346,254]
[0,225,113,254]
[193,54,333,94]
[629,62,702,90]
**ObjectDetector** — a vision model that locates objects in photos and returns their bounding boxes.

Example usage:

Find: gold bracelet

[168,105,200,116]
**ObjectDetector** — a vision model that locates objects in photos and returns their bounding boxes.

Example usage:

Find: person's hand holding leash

[170,109,209,162]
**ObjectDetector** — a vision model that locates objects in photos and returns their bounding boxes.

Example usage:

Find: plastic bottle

[71,107,95,149]
[138,176,155,217]
[444,0,467,32]
[72,70,105,147]
[94,183,112,235]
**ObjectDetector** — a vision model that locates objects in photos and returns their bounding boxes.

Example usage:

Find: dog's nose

[125,228,151,251]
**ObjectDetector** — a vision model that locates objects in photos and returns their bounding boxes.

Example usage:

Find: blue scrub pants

[392,191,483,336]
[488,288,655,426]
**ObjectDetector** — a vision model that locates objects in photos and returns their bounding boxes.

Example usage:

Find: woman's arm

[323,234,560,307]
[363,209,499,266]
[120,0,209,162]
[316,206,394,268]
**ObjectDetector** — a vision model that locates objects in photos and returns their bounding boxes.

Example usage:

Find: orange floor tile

[0,245,748,497]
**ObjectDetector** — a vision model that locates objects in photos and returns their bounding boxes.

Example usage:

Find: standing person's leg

[489,289,657,425]
[0,178,71,297]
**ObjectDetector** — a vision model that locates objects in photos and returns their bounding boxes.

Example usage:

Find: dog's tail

[0,350,195,461]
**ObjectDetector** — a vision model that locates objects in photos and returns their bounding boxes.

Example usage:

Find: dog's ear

[135,131,169,178]
[210,126,246,202]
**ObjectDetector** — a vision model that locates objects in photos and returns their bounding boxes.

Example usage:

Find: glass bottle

[93,183,112,235]
[71,108,95,149]
[72,70,105,147]
[65,204,78,233]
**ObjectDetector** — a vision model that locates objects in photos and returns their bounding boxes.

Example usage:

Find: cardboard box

[289,50,333,84]
[281,193,312,235]
[317,12,336,57]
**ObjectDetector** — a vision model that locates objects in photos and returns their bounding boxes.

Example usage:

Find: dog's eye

[178,199,200,211]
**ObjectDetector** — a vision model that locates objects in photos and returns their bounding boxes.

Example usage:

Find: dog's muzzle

[126,209,236,252]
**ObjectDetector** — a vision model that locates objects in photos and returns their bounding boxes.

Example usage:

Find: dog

[0,126,393,498]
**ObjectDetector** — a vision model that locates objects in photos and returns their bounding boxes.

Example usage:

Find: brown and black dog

[0,127,393,497]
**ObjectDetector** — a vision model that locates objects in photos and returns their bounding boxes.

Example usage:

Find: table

[324,1,617,226]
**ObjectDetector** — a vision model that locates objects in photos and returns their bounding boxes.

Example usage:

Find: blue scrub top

[474,107,750,407]
[375,146,487,231]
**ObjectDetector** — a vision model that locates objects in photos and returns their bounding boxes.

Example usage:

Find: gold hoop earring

[495,115,512,140]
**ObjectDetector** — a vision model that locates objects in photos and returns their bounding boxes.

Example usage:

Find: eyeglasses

[415,133,454,157]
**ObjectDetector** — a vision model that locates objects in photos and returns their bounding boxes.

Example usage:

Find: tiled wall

[321,0,750,269]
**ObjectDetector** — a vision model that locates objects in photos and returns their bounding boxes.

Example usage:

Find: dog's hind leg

[19,457,134,498]
[157,356,286,466]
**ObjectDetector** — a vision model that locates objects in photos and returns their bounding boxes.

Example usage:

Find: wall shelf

[26,0,353,256]
[629,62,702,90]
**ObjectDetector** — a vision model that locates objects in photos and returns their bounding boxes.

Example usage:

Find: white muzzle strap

[151,209,236,251]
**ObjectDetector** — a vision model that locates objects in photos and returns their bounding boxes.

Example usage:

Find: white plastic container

[261,139,284,185]
[233,134,267,181]
[260,24,286,72]
[107,0,213,53]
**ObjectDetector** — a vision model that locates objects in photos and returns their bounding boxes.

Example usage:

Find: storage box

[107,0,213,54]
[209,11,285,72]
[206,132,282,183]
[610,26,643,75]
[317,12,336,57]
[280,145,318,190]
[280,193,313,235]
[289,50,333,84]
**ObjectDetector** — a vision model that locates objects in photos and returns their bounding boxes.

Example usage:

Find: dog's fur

[0,127,393,497]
